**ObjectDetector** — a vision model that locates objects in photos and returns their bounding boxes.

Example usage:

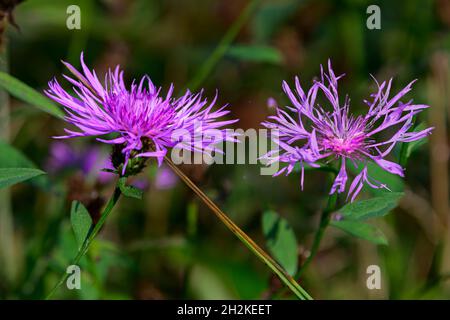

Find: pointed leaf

[70,201,93,250]
[0,168,45,189]
[0,140,35,168]
[0,71,64,118]
[262,210,298,276]
[0,140,50,189]
[331,220,388,245]
[337,192,404,221]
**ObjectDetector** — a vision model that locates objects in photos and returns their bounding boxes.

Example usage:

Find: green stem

[296,192,338,278]
[296,163,340,278]
[46,183,122,299]
[186,0,261,91]
[164,157,312,300]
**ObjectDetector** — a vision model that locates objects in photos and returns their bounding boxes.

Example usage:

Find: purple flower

[154,165,178,190]
[45,53,237,175]
[262,60,433,202]
[45,141,114,183]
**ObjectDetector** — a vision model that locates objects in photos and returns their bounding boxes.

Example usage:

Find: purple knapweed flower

[45,53,237,176]
[45,141,115,183]
[154,165,178,190]
[262,60,433,202]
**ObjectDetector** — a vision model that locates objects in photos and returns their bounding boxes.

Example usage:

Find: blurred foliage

[0,0,448,299]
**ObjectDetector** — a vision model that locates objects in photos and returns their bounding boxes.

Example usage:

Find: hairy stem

[164,156,312,300]
[46,183,122,299]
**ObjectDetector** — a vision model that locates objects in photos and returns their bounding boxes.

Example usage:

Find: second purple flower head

[262,60,433,202]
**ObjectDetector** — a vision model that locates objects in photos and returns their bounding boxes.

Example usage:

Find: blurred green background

[0,0,449,299]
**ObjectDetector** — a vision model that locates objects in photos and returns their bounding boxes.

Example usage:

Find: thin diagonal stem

[295,161,340,279]
[164,156,312,300]
[296,192,338,278]
[46,183,122,299]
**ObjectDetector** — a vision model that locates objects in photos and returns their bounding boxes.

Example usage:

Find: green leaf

[331,220,388,245]
[0,71,64,119]
[262,210,298,276]
[337,192,404,221]
[227,45,283,64]
[0,168,46,189]
[330,193,402,246]
[70,201,93,250]
[118,177,143,199]
[0,140,35,168]
[406,122,429,159]
[0,140,50,189]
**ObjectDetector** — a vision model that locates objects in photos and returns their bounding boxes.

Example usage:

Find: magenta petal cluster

[45,53,237,174]
[262,60,433,201]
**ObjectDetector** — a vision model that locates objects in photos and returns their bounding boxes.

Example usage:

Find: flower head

[46,53,237,176]
[262,60,433,201]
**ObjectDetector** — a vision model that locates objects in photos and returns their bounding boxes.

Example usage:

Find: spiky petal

[46,53,238,175]
[262,60,433,201]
